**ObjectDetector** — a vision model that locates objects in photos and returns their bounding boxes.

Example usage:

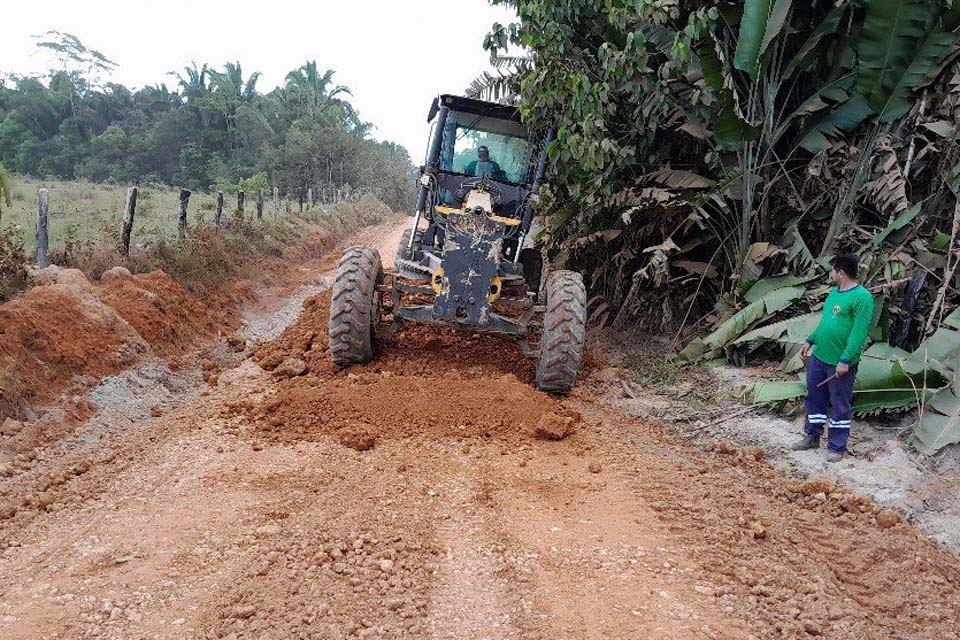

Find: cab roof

[427,94,522,124]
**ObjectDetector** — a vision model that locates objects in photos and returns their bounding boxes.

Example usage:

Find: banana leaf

[799,94,875,153]
[702,45,759,147]
[784,3,849,77]
[734,312,820,345]
[743,274,812,303]
[877,31,960,122]
[902,327,960,376]
[747,344,932,412]
[703,286,805,349]
[945,306,960,330]
[734,0,793,78]
[855,0,931,115]
[867,202,923,249]
[748,380,807,404]
[911,370,960,455]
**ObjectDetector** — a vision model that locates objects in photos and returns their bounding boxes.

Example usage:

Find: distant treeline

[0,34,416,211]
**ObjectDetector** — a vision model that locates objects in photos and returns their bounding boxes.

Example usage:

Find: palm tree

[284,61,351,119]
[0,163,13,223]
[466,55,531,104]
[207,62,262,152]
[172,61,209,100]
[209,61,261,102]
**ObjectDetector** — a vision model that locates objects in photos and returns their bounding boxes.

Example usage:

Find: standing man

[793,254,875,462]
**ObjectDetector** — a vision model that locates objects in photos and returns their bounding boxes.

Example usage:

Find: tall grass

[0,175,393,300]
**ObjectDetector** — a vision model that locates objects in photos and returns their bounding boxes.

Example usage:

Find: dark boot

[790,435,820,451]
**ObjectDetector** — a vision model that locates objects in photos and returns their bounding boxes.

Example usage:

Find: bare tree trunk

[119,186,138,257]
[307,188,313,210]
[178,189,191,239]
[273,187,280,216]
[256,190,264,221]
[215,191,224,226]
[237,191,245,222]
[298,188,304,213]
[36,189,50,267]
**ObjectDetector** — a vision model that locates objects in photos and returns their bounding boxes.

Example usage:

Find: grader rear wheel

[535,270,587,394]
[329,246,383,368]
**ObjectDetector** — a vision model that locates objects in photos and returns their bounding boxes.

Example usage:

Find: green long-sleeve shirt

[806,284,875,365]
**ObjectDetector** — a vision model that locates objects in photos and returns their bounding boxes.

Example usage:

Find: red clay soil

[0,269,142,415]
[98,270,238,356]
[0,267,240,418]
[250,291,580,450]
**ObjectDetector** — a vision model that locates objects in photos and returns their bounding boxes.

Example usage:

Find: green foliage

[913,370,960,454]
[0,35,416,211]
[703,286,806,350]
[734,0,793,79]
[487,0,960,453]
[856,0,959,120]
[238,171,269,195]
[0,163,12,214]
[0,228,28,301]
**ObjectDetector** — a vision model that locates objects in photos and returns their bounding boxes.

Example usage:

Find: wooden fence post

[237,191,245,221]
[307,188,313,210]
[215,191,224,226]
[256,190,264,221]
[178,189,191,239]
[273,187,280,216]
[36,189,50,267]
[298,188,304,213]
[119,186,138,257]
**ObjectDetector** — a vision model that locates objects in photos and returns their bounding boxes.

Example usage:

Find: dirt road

[2,219,960,640]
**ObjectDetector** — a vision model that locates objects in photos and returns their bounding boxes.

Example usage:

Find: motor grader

[328,94,586,393]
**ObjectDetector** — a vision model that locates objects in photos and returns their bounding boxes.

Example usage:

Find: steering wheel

[455,177,503,207]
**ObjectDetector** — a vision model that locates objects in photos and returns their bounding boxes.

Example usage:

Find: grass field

[0,176,276,255]
[0,174,394,301]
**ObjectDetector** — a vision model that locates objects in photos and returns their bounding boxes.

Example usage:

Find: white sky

[0,0,518,162]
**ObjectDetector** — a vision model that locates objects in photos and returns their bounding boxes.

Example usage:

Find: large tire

[536,270,587,394]
[329,247,383,368]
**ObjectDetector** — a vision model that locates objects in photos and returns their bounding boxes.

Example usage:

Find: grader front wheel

[329,247,383,368]
[535,270,587,394]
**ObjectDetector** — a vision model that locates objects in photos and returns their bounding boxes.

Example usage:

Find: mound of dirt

[0,266,240,419]
[247,292,581,448]
[0,267,148,415]
[255,293,333,376]
[98,270,235,356]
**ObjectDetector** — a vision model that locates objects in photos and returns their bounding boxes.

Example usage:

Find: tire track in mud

[1,217,960,640]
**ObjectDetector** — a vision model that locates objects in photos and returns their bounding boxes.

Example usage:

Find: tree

[0,44,415,208]
[284,61,351,120]
[173,62,209,99]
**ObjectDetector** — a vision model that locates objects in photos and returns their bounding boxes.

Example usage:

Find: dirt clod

[534,412,577,441]
[876,510,901,529]
[803,620,823,636]
[272,357,308,379]
[749,521,767,539]
[801,478,833,496]
[339,425,377,452]
[588,462,603,474]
